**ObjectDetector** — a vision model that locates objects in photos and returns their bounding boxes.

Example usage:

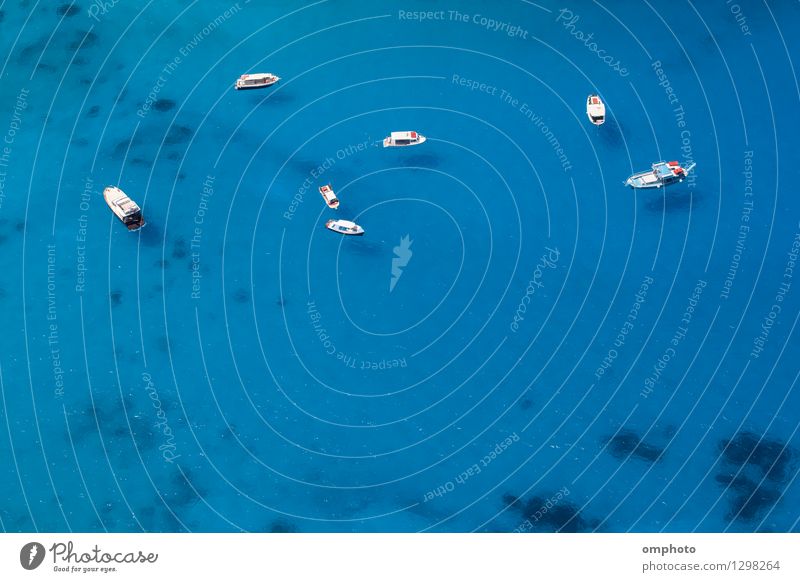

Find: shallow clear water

[0,0,798,532]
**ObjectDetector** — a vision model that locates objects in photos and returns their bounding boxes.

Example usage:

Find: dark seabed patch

[19,38,48,62]
[122,415,161,454]
[137,501,184,533]
[720,432,793,482]
[269,519,297,533]
[661,424,678,439]
[604,429,665,463]
[164,469,209,511]
[172,237,188,258]
[165,125,193,145]
[37,63,57,73]
[233,288,250,304]
[157,336,171,352]
[502,492,600,532]
[153,99,176,112]
[715,432,795,525]
[110,290,122,307]
[68,31,99,52]
[87,105,101,118]
[289,159,324,177]
[111,137,133,159]
[66,394,136,443]
[56,4,81,17]
[715,473,781,523]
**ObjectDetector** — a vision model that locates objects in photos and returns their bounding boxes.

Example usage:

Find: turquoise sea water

[0,0,798,532]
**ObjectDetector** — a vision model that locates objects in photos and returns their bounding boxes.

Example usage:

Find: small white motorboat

[235,73,280,90]
[383,131,426,148]
[319,184,339,209]
[104,186,145,230]
[586,94,605,126]
[325,219,364,236]
[625,161,696,189]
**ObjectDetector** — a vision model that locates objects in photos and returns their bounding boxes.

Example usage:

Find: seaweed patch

[715,432,795,524]
[502,490,599,532]
[720,432,792,482]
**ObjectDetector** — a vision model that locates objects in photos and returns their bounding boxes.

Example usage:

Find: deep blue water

[0,0,798,532]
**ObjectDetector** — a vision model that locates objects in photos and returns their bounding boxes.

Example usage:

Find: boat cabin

[390,131,418,145]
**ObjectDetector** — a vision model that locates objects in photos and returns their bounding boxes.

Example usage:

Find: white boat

[319,184,339,209]
[325,219,364,236]
[104,186,145,230]
[235,73,280,90]
[586,94,605,125]
[383,131,426,148]
[625,161,696,189]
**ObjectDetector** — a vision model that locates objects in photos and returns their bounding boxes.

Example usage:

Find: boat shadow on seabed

[643,187,703,214]
[597,117,626,148]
